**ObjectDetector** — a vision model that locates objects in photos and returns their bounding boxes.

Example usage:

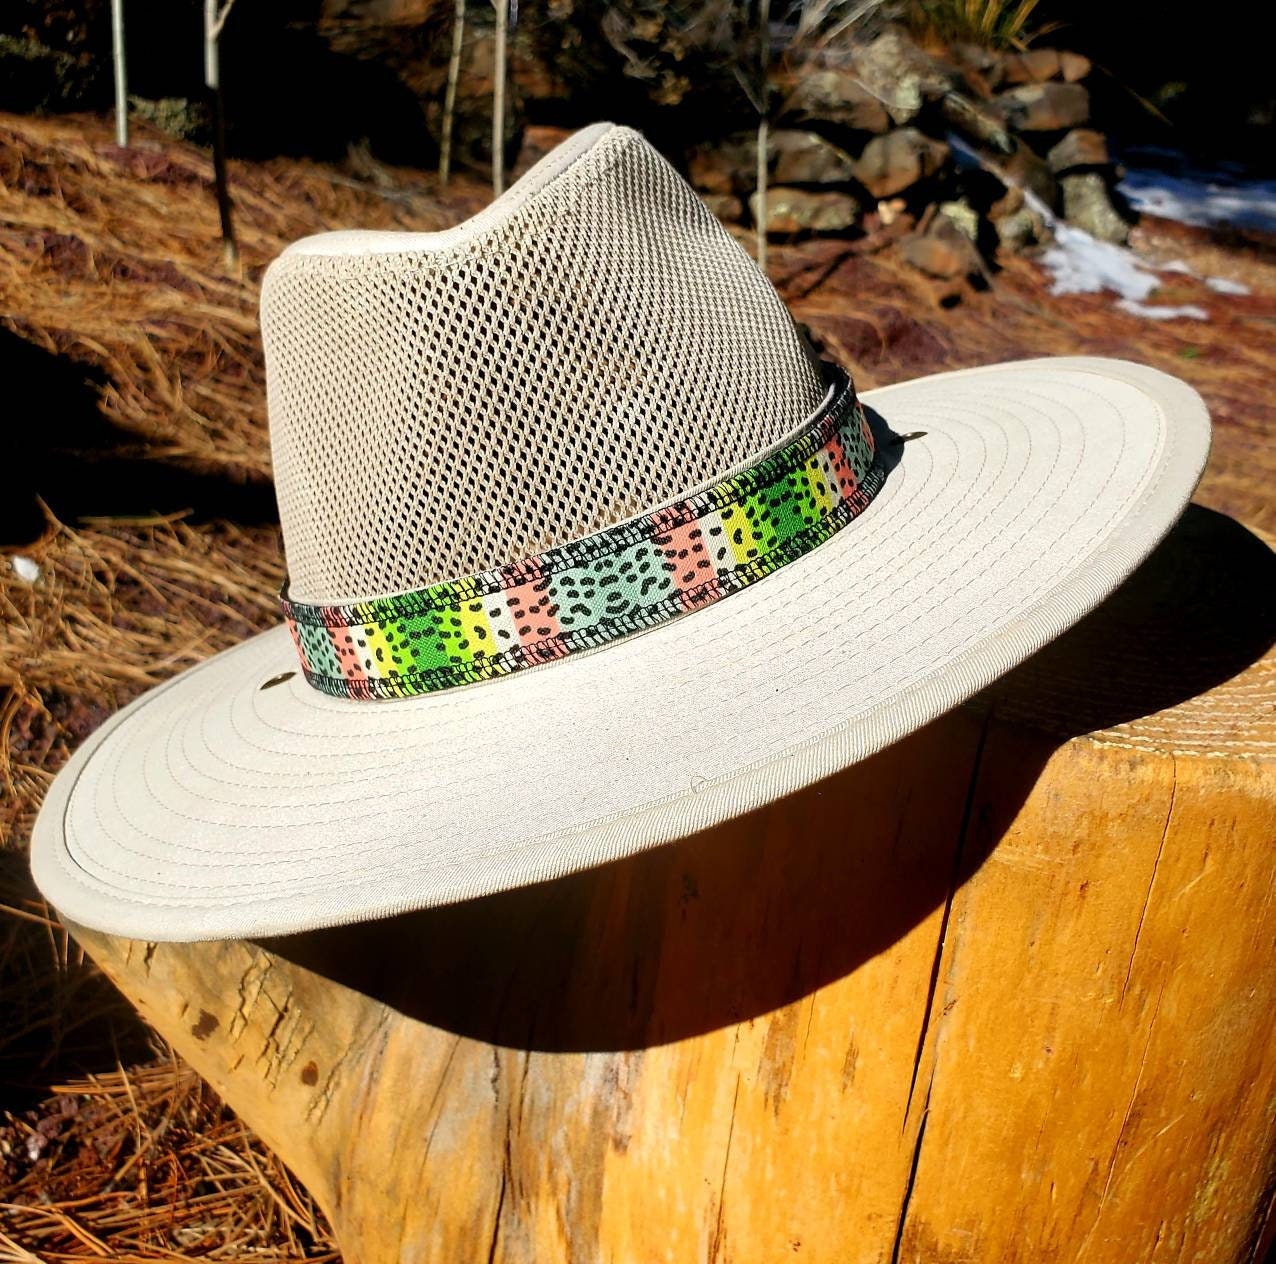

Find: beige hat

[31,123,1210,942]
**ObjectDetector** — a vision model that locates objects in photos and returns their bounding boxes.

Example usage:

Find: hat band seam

[281,363,881,700]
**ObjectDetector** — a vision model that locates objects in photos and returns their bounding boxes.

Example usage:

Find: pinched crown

[261,123,824,604]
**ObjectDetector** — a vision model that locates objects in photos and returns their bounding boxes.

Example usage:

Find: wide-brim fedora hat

[32,123,1211,942]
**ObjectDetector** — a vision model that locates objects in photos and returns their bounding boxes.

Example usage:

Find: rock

[949,42,1005,90]
[1060,172,1131,243]
[938,199,980,241]
[998,140,1059,207]
[876,197,908,226]
[701,193,744,222]
[854,128,950,199]
[941,91,1015,154]
[782,70,891,135]
[129,96,211,143]
[995,207,1047,253]
[902,234,963,278]
[851,25,957,124]
[771,130,856,184]
[901,229,976,280]
[860,212,918,250]
[1001,49,1061,84]
[957,138,1056,208]
[688,130,855,196]
[989,184,1025,220]
[751,187,861,235]
[1059,51,1092,82]
[995,82,1090,131]
[688,143,743,195]
[1047,128,1110,173]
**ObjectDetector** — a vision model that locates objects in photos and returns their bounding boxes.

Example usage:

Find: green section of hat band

[281,364,884,700]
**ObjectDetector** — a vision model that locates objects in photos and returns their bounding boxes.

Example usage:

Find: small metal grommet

[259,671,296,691]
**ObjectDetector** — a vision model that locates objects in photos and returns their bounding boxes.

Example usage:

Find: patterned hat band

[281,363,884,700]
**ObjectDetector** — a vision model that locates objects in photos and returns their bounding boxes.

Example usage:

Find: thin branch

[756,116,769,275]
[440,0,466,185]
[209,0,238,41]
[204,0,237,264]
[492,0,509,196]
[756,0,771,275]
[110,0,128,147]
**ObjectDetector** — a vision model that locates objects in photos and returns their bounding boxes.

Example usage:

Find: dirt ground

[1,110,1273,1260]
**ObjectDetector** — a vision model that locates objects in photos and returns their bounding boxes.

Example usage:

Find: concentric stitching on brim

[35,358,1210,937]
[54,372,1166,886]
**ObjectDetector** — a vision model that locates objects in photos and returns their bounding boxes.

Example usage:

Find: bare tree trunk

[755,0,771,274]
[440,0,466,185]
[110,0,128,147]
[492,0,508,196]
[205,0,238,266]
[756,116,768,274]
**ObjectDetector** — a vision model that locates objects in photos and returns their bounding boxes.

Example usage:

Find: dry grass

[0,111,486,483]
[0,850,147,1109]
[1,1052,337,1261]
[904,0,1054,48]
[0,788,339,1259]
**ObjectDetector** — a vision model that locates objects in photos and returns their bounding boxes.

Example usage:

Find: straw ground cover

[1,1048,339,1262]
[2,108,1273,1259]
[0,517,342,1260]
[0,112,487,483]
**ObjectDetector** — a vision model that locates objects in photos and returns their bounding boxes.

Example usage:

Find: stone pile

[685,23,1134,289]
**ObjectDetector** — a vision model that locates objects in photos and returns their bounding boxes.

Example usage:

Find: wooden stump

[71,507,1276,1264]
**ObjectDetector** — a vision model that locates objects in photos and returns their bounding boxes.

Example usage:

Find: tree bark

[491,0,507,196]
[440,0,465,185]
[205,0,237,265]
[110,0,128,148]
[755,0,770,274]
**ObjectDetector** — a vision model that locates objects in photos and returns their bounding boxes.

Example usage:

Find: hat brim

[32,356,1210,942]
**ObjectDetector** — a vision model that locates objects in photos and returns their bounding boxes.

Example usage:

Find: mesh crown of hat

[261,124,826,604]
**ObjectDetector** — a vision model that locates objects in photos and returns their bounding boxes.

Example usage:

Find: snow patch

[1034,212,1160,300]
[11,556,40,583]
[1116,299,1209,321]
[1205,275,1250,295]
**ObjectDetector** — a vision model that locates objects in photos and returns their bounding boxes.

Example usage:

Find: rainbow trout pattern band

[281,364,884,700]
